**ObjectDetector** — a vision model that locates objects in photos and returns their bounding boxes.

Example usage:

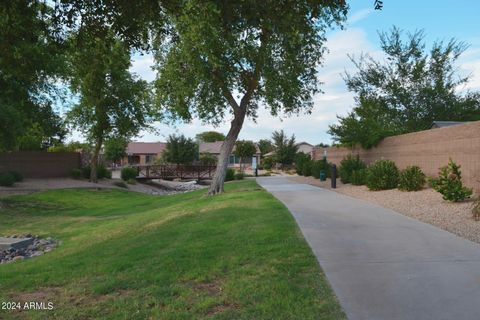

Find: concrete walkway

[257,177,480,320]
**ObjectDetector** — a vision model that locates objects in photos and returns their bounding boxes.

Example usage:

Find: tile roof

[199,141,261,154]
[127,142,166,155]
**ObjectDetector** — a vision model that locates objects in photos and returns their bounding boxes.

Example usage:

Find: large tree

[154,1,347,194]
[272,130,298,167]
[163,134,198,165]
[67,32,152,182]
[329,27,480,148]
[0,1,66,151]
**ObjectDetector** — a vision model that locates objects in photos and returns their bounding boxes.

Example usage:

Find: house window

[229,155,236,164]
[146,155,155,164]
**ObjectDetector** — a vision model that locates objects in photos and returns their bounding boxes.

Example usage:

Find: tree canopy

[234,140,257,172]
[196,131,225,143]
[257,139,274,156]
[163,134,198,165]
[272,130,298,167]
[0,2,66,151]
[328,27,480,149]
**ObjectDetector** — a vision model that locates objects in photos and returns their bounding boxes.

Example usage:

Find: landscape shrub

[262,157,274,170]
[225,168,235,181]
[8,171,23,182]
[366,160,399,191]
[427,176,439,189]
[97,165,112,179]
[351,168,367,186]
[0,172,16,187]
[121,167,138,181]
[432,159,473,202]
[256,164,264,170]
[301,159,313,176]
[234,172,245,180]
[312,159,331,179]
[295,152,310,175]
[83,165,112,179]
[339,154,366,184]
[127,178,137,185]
[114,181,128,188]
[398,166,426,191]
[70,168,82,179]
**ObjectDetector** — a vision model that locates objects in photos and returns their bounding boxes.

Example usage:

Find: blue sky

[101,1,480,144]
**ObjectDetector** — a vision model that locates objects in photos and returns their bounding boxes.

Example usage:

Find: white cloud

[458,48,480,91]
[347,9,373,25]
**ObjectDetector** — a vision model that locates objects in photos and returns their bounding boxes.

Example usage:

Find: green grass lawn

[0,180,344,319]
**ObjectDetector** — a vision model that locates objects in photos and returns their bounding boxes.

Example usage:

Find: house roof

[296,142,314,147]
[199,141,261,155]
[127,142,166,155]
[431,121,468,129]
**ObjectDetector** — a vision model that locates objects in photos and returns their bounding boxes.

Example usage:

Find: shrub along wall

[0,152,81,178]
[313,121,480,192]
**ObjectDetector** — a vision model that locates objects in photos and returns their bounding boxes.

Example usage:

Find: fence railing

[132,164,217,180]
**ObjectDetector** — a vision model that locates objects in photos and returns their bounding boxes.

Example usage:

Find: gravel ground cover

[289,175,479,244]
[0,178,206,197]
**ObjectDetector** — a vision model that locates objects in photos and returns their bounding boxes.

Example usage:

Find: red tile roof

[127,142,166,155]
[199,141,261,154]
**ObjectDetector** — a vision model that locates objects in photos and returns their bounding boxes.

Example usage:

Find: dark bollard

[331,164,337,188]
[255,168,258,177]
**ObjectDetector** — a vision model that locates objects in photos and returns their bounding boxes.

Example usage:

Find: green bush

[262,157,274,170]
[302,160,313,176]
[0,172,16,187]
[97,165,112,179]
[121,167,138,181]
[398,166,426,191]
[127,178,137,185]
[70,168,82,179]
[295,152,310,175]
[234,172,245,180]
[82,165,111,179]
[312,159,331,179]
[339,155,366,184]
[114,181,128,188]
[351,168,367,185]
[366,160,399,191]
[427,176,439,189]
[432,159,472,202]
[8,171,23,182]
[225,168,235,181]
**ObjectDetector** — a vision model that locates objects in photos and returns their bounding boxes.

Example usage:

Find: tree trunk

[90,136,103,183]
[208,109,246,195]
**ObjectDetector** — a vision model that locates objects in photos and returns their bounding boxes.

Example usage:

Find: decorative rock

[0,235,57,264]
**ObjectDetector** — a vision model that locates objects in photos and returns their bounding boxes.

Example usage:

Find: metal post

[331,164,337,189]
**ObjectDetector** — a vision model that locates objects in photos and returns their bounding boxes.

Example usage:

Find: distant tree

[104,138,128,164]
[257,139,274,156]
[196,131,226,143]
[163,134,198,165]
[199,152,217,166]
[272,130,298,167]
[67,32,152,182]
[329,27,480,149]
[154,1,347,194]
[234,140,257,172]
[48,141,89,153]
[316,143,330,148]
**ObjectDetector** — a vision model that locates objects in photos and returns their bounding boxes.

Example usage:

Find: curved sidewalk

[257,177,480,320]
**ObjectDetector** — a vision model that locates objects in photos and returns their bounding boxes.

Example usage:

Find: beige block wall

[313,121,480,192]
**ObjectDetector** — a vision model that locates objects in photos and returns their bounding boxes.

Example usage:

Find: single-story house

[121,142,166,166]
[296,142,314,157]
[263,142,314,158]
[199,141,261,168]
